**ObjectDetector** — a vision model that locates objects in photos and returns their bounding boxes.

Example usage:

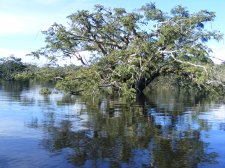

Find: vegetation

[14,64,37,81]
[28,3,224,98]
[0,3,223,99]
[0,56,27,80]
[14,64,80,83]
[39,87,52,95]
[32,65,80,82]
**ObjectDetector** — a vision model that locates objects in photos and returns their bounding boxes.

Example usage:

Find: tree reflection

[0,80,30,97]
[26,88,220,168]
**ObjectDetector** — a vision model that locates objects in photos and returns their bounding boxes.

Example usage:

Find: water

[0,81,225,168]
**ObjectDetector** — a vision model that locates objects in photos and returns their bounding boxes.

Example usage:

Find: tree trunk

[135,72,160,94]
[135,78,148,93]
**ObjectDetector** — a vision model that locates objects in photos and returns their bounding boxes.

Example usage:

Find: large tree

[30,3,224,97]
[0,56,27,80]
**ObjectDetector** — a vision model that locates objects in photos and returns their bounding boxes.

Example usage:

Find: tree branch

[206,80,225,87]
[159,50,208,74]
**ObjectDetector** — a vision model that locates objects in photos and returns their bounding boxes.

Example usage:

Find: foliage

[34,65,80,82]
[30,3,224,97]
[56,65,103,96]
[14,64,38,81]
[14,64,80,83]
[0,56,27,80]
[39,87,52,95]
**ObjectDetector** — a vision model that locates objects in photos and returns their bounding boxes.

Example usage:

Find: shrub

[39,87,52,95]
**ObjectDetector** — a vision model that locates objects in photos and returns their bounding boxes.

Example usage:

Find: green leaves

[171,5,189,17]
[29,3,224,98]
[141,2,165,21]
[0,56,27,80]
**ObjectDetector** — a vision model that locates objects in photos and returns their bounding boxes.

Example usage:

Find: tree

[30,3,224,97]
[0,56,27,80]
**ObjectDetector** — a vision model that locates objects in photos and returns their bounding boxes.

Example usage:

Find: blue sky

[0,0,224,65]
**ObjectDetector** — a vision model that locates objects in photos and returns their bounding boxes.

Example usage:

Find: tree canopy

[0,56,27,80]
[30,3,225,97]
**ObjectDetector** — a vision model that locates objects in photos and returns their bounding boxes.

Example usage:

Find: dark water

[0,81,225,168]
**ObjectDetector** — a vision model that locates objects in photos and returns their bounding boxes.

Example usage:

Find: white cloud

[0,12,51,35]
[0,48,91,66]
[0,9,67,36]
[0,48,27,57]
[0,48,47,65]
[209,45,225,64]
[0,13,31,35]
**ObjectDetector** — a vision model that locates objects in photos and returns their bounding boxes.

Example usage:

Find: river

[0,81,225,168]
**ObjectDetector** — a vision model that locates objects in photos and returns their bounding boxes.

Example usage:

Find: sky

[0,0,225,65]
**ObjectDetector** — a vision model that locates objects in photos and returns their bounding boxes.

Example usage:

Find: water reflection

[29,92,222,167]
[0,81,225,167]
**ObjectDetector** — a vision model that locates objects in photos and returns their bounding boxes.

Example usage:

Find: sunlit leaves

[29,3,224,97]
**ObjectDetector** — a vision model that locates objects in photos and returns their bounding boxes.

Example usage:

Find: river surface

[0,81,225,168]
